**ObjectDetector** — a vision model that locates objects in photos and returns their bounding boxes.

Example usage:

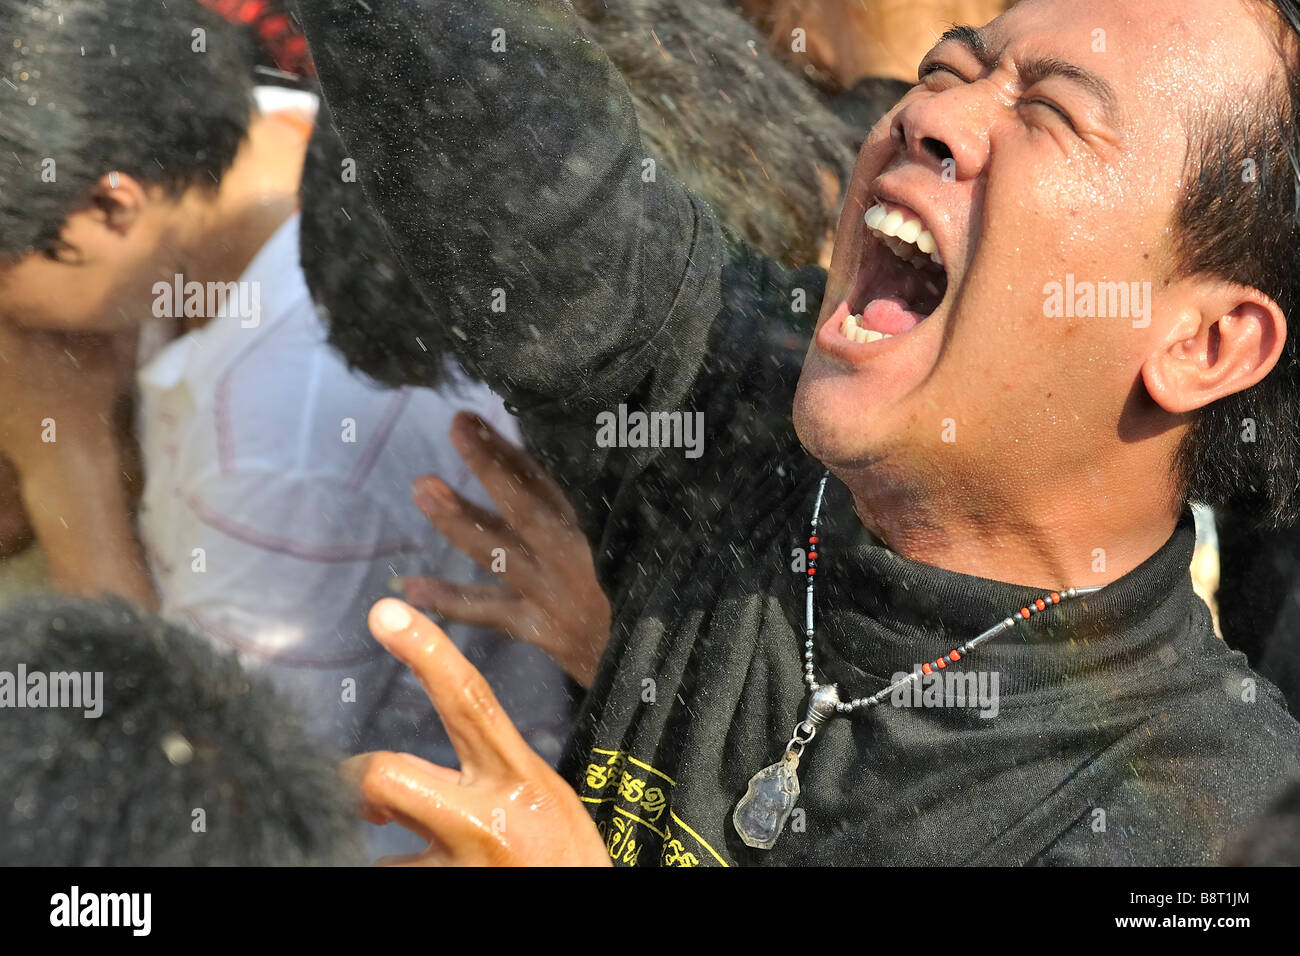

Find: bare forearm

[18,432,157,609]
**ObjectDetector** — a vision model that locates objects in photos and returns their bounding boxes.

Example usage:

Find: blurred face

[751,0,1012,88]
[0,177,178,333]
[794,0,1285,513]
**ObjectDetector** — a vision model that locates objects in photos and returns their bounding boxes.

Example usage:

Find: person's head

[0,0,254,333]
[736,0,1014,91]
[795,0,1300,539]
[574,0,858,269]
[0,594,362,865]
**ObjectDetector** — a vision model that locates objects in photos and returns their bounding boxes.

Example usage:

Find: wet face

[794,0,1287,516]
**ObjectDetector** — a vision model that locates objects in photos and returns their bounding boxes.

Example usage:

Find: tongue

[861,297,926,336]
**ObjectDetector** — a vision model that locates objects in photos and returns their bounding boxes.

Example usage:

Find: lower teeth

[841,313,893,344]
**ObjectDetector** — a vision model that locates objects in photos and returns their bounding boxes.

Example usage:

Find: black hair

[0,594,363,865]
[1173,1,1300,527]
[299,104,458,389]
[830,78,914,135]
[574,0,858,269]
[0,0,255,259]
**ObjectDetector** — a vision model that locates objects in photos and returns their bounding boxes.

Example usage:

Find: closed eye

[918,62,967,84]
[1022,97,1077,131]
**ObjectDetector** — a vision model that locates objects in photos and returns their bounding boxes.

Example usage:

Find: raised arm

[298,0,823,606]
[296,0,725,411]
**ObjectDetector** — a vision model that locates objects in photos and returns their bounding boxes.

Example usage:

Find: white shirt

[136,214,575,768]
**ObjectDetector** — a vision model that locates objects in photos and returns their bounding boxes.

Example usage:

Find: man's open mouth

[841,200,950,344]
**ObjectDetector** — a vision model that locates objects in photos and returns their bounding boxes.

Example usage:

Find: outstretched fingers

[368,598,531,780]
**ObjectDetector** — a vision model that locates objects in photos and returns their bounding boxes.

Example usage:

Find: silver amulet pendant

[733,684,840,850]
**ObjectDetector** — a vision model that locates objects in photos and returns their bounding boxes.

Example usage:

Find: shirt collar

[138,212,308,397]
[807,475,1201,692]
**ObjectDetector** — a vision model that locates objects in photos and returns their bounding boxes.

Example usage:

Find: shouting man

[298,0,1300,865]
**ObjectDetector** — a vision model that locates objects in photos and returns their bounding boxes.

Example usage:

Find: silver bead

[807,685,840,726]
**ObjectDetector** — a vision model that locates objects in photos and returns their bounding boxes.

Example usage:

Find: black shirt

[299,0,1300,865]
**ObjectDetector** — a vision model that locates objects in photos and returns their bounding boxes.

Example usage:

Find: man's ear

[1142,281,1286,415]
[86,172,148,236]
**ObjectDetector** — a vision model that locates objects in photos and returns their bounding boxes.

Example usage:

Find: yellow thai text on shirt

[578,747,729,867]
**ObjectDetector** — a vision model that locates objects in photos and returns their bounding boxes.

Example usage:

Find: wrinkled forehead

[977,0,1286,126]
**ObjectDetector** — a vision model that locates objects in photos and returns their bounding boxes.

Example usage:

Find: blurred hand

[404,411,611,687]
[345,598,612,866]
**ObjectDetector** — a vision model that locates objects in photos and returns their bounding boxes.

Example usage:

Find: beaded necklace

[732,471,1103,850]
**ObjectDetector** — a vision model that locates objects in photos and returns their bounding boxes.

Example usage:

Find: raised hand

[345,598,612,866]
[405,411,611,687]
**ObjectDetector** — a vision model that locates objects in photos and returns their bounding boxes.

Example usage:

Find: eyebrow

[928,25,1121,127]
[936,25,990,66]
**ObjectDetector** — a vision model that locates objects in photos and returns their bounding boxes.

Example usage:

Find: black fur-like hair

[0,595,363,865]
[299,105,458,390]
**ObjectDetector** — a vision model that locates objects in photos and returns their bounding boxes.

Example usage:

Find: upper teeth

[864,203,943,268]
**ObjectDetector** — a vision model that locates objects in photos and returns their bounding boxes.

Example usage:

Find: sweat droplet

[161,732,194,766]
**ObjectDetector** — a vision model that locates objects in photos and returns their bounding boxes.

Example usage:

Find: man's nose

[888,85,993,182]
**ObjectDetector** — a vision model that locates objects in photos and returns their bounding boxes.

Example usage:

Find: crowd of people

[2,0,1300,867]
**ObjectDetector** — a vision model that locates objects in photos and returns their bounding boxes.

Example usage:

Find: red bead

[1020,608,1031,619]
[1035,599,1046,611]
[1050,592,1061,603]
[949,650,961,662]
[936,658,947,669]
[922,663,933,675]
[809,552,818,560]
[809,536,819,544]
[808,568,817,575]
